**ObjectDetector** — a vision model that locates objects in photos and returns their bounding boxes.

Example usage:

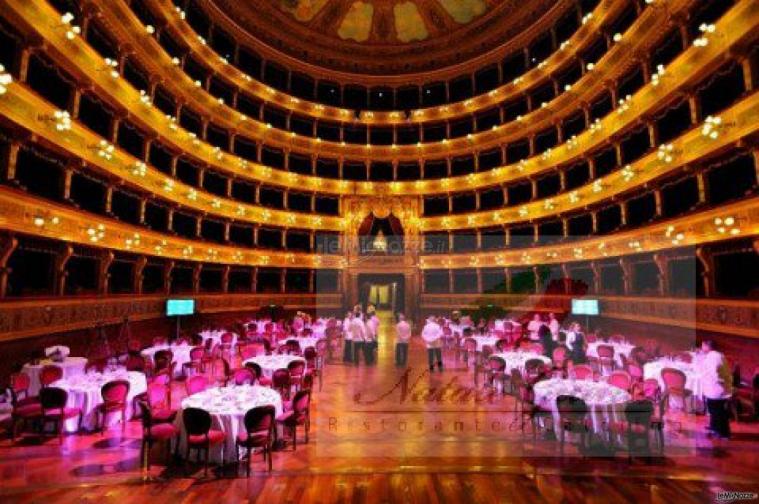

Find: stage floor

[1,313,758,503]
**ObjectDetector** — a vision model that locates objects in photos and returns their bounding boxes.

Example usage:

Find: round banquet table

[491,351,551,375]
[533,378,631,435]
[141,343,194,377]
[243,355,306,379]
[462,336,500,352]
[177,385,283,463]
[52,369,147,432]
[586,341,636,368]
[643,357,705,410]
[22,357,88,396]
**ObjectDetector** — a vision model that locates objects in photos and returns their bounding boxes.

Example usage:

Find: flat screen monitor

[166,299,195,316]
[571,299,599,316]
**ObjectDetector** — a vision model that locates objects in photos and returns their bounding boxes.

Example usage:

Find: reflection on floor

[1,311,758,502]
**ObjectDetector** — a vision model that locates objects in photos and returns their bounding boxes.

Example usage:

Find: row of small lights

[160,5,625,123]
[47,5,717,199]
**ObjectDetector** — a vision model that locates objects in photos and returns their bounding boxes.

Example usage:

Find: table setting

[22,356,89,396]
[533,378,632,435]
[491,351,551,375]
[176,385,283,463]
[243,355,306,379]
[586,341,636,368]
[140,343,194,377]
[52,368,147,432]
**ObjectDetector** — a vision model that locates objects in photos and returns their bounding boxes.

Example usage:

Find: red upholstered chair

[39,365,63,388]
[474,346,494,387]
[185,375,209,396]
[510,369,552,439]
[97,379,130,434]
[626,362,644,385]
[524,358,548,385]
[462,337,478,366]
[303,347,323,391]
[570,364,594,381]
[137,401,178,470]
[9,373,42,442]
[9,372,37,407]
[220,332,235,361]
[271,369,291,400]
[231,368,256,386]
[182,346,206,376]
[608,370,633,393]
[552,346,570,378]
[661,367,692,412]
[244,361,271,386]
[238,344,258,361]
[556,395,591,456]
[39,387,81,442]
[485,355,507,392]
[125,354,146,372]
[596,345,616,375]
[236,405,275,475]
[275,389,311,450]
[608,400,657,460]
[146,382,177,424]
[288,360,306,392]
[182,407,226,477]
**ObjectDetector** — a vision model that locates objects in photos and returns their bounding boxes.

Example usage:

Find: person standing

[350,313,366,365]
[548,313,560,341]
[342,311,353,363]
[395,314,411,367]
[364,313,379,365]
[527,313,544,341]
[702,340,733,439]
[422,316,443,372]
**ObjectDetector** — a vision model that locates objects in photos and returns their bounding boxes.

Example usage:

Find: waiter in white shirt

[527,314,544,341]
[342,311,353,363]
[350,313,366,365]
[422,316,444,372]
[395,314,411,367]
[364,314,379,365]
[701,340,733,439]
[548,313,560,341]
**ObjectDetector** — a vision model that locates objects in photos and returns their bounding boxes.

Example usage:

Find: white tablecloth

[461,336,500,352]
[177,385,283,463]
[533,378,631,434]
[22,357,88,396]
[284,337,322,351]
[53,369,147,432]
[586,341,636,368]
[243,355,306,379]
[491,351,551,375]
[643,358,705,399]
[141,344,194,377]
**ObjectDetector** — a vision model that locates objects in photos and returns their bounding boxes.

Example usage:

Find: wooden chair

[137,401,178,470]
[275,390,311,450]
[39,387,82,442]
[97,379,130,435]
[182,407,225,477]
[236,405,275,475]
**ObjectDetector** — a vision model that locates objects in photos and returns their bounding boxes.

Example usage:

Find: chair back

[288,359,306,377]
[151,372,171,387]
[291,389,311,422]
[146,382,170,409]
[609,334,625,344]
[627,363,644,381]
[39,386,68,411]
[630,347,648,365]
[232,368,256,386]
[285,339,302,354]
[182,407,212,437]
[243,405,275,436]
[316,339,328,354]
[189,346,205,362]
[481,346,494,360]
[528,343,544,355]
[464,338,477,352]
[624,399,654,427]
[495,339,509,352]
[585,333,597,343]
[661,367,687,392]
[185,375,208,396]
[244,361,264,381]
[272,368,291,392]
[303,347,318,368]
[552,345,569,366]
[239,344,259,360]
[642,378,661,401]
[125,354,146,372]
[608,371,632,391]
[40,365,63,387]
[570,364,594,380]
[154,349,174,365]
[488,355,506,372]
[525,358,546,381]
[9,372,31,400]
[101,379,130,404]
[221,332,234,344]
[556,394,589,427]
[596,344,615,359]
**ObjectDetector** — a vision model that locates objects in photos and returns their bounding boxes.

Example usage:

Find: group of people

[342,305,380,365]
[526,313,588,364]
